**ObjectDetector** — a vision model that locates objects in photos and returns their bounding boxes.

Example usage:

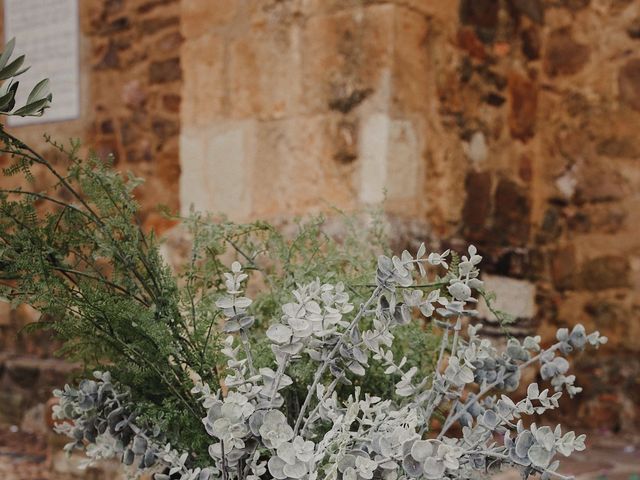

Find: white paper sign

[4,0,80,126]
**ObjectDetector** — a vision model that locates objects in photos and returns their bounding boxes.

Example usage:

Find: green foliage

[0,39,52,117]
[0,128,439,457]
[0,132,217,453]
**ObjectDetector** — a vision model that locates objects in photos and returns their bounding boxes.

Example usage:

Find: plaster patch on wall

[387,118,420,201]
[477,274,537,320]
[180,122,253,218]
[358,113,390,204]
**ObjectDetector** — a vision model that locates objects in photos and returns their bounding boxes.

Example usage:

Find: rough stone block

[386,117,424,203]
[149,57,181,84]
[139,15,179,36]
[250,116,355,217]
[302,6,395,114]
[477,274,537,321]
[20,403,47,436]
[228,22,302,120]
[462,170,492,235]
[618,58,640,111]
[181,0,237,39]
[507,71,537,141]
[574,161,627,204]
[580,255,630,291]
[358,113,390,205]
[550,245,577,290]
[543,27,590,77]
[179,122,254,218]
[302,0,450,17]
[492,178,531,245]
[5,358,40,389]
[0,390,26,425]
[391,7,430,113]
[181,32,226,126]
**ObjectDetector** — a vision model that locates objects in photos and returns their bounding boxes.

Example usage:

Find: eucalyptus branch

[438,343,563,439]
[293,285,382,437]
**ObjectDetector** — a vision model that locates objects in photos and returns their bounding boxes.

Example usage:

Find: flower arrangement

[52,246,605,480]
[0,39,606,480]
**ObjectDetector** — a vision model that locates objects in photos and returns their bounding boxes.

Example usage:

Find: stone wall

[179,0,434,220]
[0,0,639,434]
[178,0,640,430]
[427,0,640,430]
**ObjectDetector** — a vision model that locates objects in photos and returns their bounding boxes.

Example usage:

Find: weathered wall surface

[179,0,640,430]
[179,0,434,220]
[0,0,639,434]
[425,0,640,430]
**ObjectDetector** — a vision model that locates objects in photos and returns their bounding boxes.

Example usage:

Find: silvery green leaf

[423,457,446,479]
[569,324,587,349]
[535,426,555,450]
[556,328,569,342]
[419,302,435,317]
[215,296,234,310]
[523,335,541,351]
[527,383,540,400]
[26,78,50,104]
[392,255,409,277]
[142,449,157,468]
[199,469,212,480]
[0,38,16,70]
[234,297,252,309]
[348,361,365,376]
[528,445,553,468]
[239,315,255,328]
[393,304,412,325]
[504,369,521,391]
[540,363,556,381]
[515,431,534,458]
[284,462,307,478]
[410,440,433,462]
[556,431,575,456]
[559,341,573,355]
[266,324,292,344]
[481,410,500,429]
[277,443,297,464]
[506,339,529,362]
[352,346,368,365]
[553,357,569,375]
[337,454,356,472]
[458,412,473,427]
[402,454,423,477]
[0,81,18,112]
[223,320,242,332]
[0,54,27,81]
[377,255,393,275]
[268,456,287,480]
[396,384,414,397]
[276,342,304,355]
